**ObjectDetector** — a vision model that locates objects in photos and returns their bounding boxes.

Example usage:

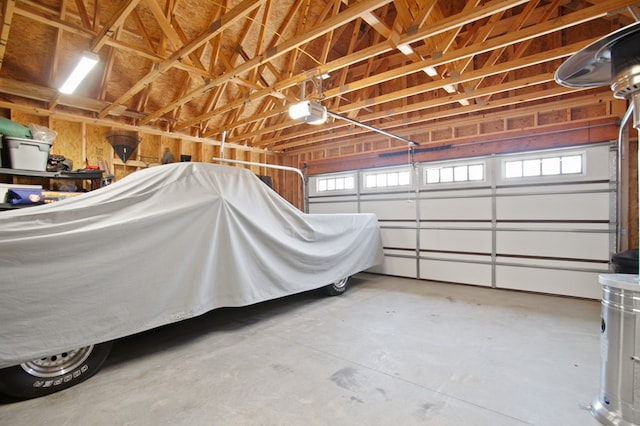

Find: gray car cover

[0,163,383,368]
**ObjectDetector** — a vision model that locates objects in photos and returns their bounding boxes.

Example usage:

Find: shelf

[0,203,30,210]
[0,167,103,180]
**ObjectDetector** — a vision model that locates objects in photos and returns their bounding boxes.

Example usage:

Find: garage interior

[0,0,639,425]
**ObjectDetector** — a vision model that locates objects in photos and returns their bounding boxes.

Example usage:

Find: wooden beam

[276,86,600,152]
[243,72,560,148]
[0,0,16,72]
[224,28,594,147]
[303,116,620,175]
[98,0,263,119]
[74,0,92,29]
[92,0,142,52]
[174,0,530,136]
[0,99,268,153]
[144,0,394,128]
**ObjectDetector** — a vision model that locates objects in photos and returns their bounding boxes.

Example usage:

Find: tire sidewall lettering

[31,364,88,388]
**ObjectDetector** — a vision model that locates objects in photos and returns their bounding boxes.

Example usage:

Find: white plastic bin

[5,137,51,171]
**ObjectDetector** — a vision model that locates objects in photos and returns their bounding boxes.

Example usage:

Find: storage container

[5,137,51,171]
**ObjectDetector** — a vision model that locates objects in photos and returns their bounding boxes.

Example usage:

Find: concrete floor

[0,273,603,425]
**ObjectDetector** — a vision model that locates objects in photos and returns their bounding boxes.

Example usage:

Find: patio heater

[555,22,640,426]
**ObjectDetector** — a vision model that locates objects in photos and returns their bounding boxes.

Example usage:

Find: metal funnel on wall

[105,131,141,163]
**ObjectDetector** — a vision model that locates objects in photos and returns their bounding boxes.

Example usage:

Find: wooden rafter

[276,90,609,153]
[0,0,638,156]
[0,0,17,72]
[228,12,596,146]
[144,0,395,128]
[243,70,558,147]
[92,0,142,52]
[202,0,535,141]
[187,0,531,139]
[98,0,264,119]
[46,0,69,110]
[75,0,92,29]
[475,0,562,102]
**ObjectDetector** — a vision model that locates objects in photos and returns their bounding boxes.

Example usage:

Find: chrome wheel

[0,342,112,399]
[324,276,351,296]
[332,277,349,290]
[21,346,94,378]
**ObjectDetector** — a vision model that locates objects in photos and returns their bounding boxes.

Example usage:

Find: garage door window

[363,169,411,189]
[424,163,484,184]
[316,175,355,192]
[504,153,583,179]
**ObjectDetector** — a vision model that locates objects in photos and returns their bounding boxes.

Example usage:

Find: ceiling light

[423,66,439,77]
[443,84,456,94]
[397,44,414,56]
[59,51,100,94]
[288,100,327,125]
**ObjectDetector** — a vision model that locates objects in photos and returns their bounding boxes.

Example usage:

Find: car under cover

[0,162,383,368]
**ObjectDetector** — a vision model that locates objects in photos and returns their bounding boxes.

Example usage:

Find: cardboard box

[0,183,42,203]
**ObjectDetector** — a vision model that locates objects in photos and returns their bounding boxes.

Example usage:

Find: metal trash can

[591,273,640,426]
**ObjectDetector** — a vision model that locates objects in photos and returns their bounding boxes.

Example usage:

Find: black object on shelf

[0,167,103,180]
[611,249,639,274]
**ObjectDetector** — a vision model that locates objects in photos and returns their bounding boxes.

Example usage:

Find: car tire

[324,276,351,296]
[0,342,113,399]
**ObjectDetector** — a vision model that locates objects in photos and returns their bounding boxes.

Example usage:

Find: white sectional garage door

[308,143,616,299]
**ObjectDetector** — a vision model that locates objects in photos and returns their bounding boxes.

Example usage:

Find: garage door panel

[420,197,491,220]
[308,201,358,213]
[419,258,491,287]
[361,200,416,220]
[420,229,492,253]
[309,143,614,299]
[368,255,416,278]
[496,192,610,221]
[496,231,611,260]
[495,265,601,299]
[496,256,609,271]
[381,227,416,249]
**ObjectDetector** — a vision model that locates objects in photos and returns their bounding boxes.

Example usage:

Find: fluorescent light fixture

[397,43,414,56]
[288,100,327,125]
[423,66,439,77]
[59,51,100,94]
[443,84,456,94]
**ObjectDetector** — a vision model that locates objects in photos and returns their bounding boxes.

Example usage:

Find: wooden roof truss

[0,0,638,152]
